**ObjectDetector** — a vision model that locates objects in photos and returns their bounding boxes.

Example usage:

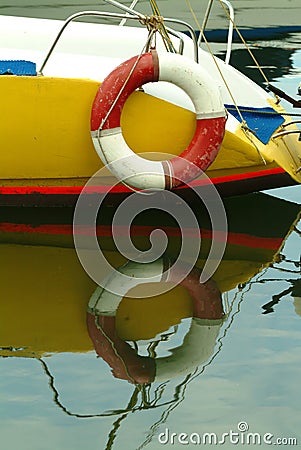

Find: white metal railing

[198,0,234,64]
[38,6,199,75]
[38,0,237,74]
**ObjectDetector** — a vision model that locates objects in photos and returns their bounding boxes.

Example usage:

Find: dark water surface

[0,2,301,450]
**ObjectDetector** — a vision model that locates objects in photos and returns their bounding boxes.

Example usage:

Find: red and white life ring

[90,50,226,190]
[87,260,224,384]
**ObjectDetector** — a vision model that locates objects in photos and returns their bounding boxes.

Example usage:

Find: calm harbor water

[1,2,301,450]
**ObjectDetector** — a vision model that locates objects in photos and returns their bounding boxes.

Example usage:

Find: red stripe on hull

[0,167,288,196]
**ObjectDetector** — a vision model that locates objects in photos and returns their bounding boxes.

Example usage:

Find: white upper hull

[0,14,272,115]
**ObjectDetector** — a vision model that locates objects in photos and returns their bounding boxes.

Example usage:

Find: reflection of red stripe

[227,233,282,250]
[0,167,285,195]
[0,222,283,250]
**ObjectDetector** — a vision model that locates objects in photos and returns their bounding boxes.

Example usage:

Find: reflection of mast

[38,358,179,418]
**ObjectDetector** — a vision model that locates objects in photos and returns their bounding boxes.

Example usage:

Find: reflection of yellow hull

[0,241,286,357]
[0,76,300,186]
[1,193,299,356]
[0,245,95,357]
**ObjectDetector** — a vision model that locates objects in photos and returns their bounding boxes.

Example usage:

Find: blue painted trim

[0,60,37,76]
[225,105,284,144]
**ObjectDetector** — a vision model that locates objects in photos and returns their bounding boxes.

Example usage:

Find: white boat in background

[0,0,300,205]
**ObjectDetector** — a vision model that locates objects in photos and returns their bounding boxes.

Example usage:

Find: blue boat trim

[0,60,37,76]
[225,105,285,144]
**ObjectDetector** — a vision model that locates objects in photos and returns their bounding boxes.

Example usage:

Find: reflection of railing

[261,279,301,314]
[36,272,244,450]
[38,258,226,450]
[39,358,180,418]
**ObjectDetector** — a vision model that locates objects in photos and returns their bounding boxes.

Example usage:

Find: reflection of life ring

[87,260,224,384]
[90,50,226,190]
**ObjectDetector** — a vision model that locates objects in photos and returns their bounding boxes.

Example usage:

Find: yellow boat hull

[0,75,300,188]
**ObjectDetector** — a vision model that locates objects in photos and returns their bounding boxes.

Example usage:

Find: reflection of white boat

[0,0,300,205]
